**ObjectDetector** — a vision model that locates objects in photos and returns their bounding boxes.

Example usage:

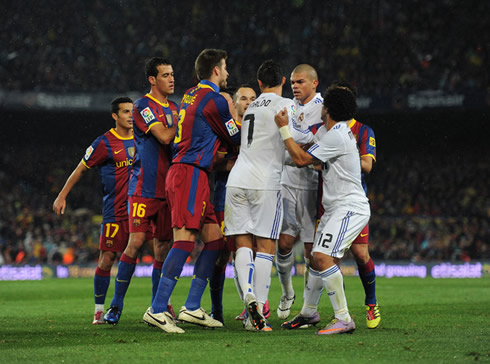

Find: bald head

[290,64,319,104]
[291,64,318,82]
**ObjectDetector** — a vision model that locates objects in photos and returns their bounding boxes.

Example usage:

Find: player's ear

[111,112,118,122]
[148,75,156,86]
[281,76,286,86]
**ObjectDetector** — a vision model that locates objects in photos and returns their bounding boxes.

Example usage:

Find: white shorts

[281,184,317,243]
[312,209,370,259]
[225,187,283,240]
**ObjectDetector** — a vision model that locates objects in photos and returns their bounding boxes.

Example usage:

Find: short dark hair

[323,85,357,121]
[257,60,283,88]
[111,96,133,114]
[195,49,228,80]
[145,57,172,80]
[330,80,358,97]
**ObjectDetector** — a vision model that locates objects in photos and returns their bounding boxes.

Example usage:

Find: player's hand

[53,197,66,216]
[274,107,289,128]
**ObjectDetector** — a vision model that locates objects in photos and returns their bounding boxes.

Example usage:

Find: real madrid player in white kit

[274,84,370,335]
[276,64,323,320]
[225,60,309,331]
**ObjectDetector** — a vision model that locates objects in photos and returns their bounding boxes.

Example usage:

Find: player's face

[220,92,237,120]
[217,59,229,89]
[114,102,134,131]
[290,71,318,104]
[154,64,175,96]
[235,87,256,118]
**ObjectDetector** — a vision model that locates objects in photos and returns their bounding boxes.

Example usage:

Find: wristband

[279,125,292,140]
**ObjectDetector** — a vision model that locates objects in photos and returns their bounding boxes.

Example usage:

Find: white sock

[275,250,295,298]
[167,297,172,306]
[232,259,244,301]
[254,252,274,306]
[303,257,311,290]
[300,268,323,317]
[95,304,104,313]
[320,265,351,322]
[235,247,255,302]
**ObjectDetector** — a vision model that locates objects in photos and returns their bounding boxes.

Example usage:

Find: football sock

[300,268,323,317]
[151,260,163,303]
[152,241,193,313]
[254,252,274,306]
[109,254,136,310]
[94,266,111,305]
[320,265,351,322]
[304,256,311,289]
[275,250,295,298]
[185,239,223,311]
[235,247,255,300]
[210,263,226,314]
[358,258,377,305]
[232,259,244,301]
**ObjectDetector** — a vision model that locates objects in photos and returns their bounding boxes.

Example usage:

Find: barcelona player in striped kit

[105,58,178,325]
[143,49,241,333]
[53,97,134,325]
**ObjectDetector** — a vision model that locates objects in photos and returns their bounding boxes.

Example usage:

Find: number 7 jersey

[227,92,308,190]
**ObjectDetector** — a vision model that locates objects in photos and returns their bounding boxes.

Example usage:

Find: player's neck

[326,116,338,131]
[149,89,168,104]
[299,92,316,105]
[114,126,132,138]
[261,85,282,96]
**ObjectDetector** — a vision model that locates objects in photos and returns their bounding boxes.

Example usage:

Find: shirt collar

[198,79,219,93]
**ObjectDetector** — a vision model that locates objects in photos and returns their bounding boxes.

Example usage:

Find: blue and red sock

[152,241,194,313]
[185,239,224,311]
[94,266,111,305]
[358,258,377,305]
[151,259,163,303]
[109,253,136,310]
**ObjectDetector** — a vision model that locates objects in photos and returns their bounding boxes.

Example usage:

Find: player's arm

[275,108,318,167]
[206,94,241,145]
[52,161,89,216]
[149,122,176,145]
[361,155,374,174]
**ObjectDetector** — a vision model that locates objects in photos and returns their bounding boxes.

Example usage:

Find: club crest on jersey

[166,114,174,127]
[225,119,239,136]
[127,147,135,158]
[298,112,305,123]
[369,137,376,147]
[141,107,156,124]
[84,145,94,160]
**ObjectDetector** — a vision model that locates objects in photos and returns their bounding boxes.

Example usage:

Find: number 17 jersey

[227,92,297,190]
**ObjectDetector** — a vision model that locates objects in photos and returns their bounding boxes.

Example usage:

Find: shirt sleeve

[204,92,241,145]
[307,129,345,163]
[82,136,108,168]
[133,100,162,134]
[359,125,376,161]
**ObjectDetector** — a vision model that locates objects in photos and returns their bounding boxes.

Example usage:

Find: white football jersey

[281,92,323,190]
[307,121,370,215]
[227,92,300,190]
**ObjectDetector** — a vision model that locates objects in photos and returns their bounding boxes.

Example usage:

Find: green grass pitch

[1,276,489,363]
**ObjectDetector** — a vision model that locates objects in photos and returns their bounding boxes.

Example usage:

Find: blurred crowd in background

[1,141,488,266]
[1,0,487,95]
[1,0,489,266]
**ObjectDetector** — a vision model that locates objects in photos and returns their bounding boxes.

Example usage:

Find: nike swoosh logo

[184,312,206,321]
[114,149,123,154]
[147,312,167,326]
[360,233,368,237]
[291,322,300,328]
[95,294,104,297]
[116,278,129,283]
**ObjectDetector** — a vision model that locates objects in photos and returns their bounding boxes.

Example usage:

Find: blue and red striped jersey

[82,128,135,223]
[348,119,376,193]
[129,94,179,199]
[172,80,241,171]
